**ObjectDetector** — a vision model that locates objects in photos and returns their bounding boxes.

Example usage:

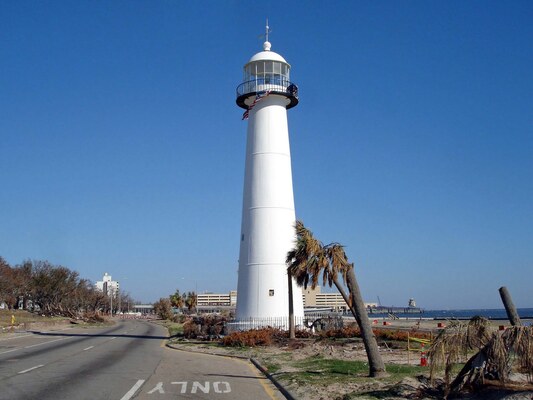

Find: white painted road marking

[24,337,70,349]
[18,364,44,374]
[148,382,232,395]
[171,382,188,394]
[213,382,231,393]
[147,382,165,394]
[0,336,72,355]
[0,334,33,341]
[0,348,20,355]
[83,346,94,351]
[120,379,145,400]
[191,381,210,394]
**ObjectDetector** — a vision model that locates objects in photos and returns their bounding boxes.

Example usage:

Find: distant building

[197,290,237,307]
[302,286,377,312]
[95,273,119,296]
[196,287,376,313]
[131,304,154,314]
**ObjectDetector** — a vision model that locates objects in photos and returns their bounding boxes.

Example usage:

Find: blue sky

[1,1,531,309]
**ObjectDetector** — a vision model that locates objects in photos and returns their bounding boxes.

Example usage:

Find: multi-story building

[303,286,377,311]
[196,287,375,313]
[95,273,119,296]
[197,291,237,307]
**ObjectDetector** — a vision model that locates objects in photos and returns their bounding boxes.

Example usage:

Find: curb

[165,343,249,360]
[250,357,297,400]
[166,343,298,400]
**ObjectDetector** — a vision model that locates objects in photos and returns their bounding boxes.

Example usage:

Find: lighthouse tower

[235,26,304,325]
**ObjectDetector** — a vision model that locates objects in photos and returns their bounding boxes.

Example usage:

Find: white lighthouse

[235,27,304,325]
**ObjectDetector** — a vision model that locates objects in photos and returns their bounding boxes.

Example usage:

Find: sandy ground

[169,318,533,400]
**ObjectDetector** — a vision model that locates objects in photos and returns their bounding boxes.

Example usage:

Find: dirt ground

[169,318,533,400]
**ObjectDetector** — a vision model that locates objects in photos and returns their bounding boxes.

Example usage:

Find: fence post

[499,286,522,326]
[408,332,411,364]
[288,271,295,340]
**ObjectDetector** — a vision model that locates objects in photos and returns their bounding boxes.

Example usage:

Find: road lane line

[0,348,20,355]
[0,334,33,341]
[83,346,94,351]
[120,379,145,400]
[24,337,70,348]
[18,364,44,374]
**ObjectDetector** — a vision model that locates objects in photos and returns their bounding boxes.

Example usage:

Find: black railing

[236,78,298,99]
[236,78,299,110]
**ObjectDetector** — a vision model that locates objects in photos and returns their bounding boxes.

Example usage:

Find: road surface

[0,319,284,400]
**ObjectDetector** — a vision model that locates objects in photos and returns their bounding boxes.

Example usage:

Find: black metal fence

[236,78,298,98]
[225,313,344,333]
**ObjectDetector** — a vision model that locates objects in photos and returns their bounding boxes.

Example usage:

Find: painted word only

[147,381,231,395]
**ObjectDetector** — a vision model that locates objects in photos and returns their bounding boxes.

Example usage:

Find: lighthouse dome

[248,50,287,64]
[247,41,289,65]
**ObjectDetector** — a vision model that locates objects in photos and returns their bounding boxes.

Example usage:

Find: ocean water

[373,308,533,320]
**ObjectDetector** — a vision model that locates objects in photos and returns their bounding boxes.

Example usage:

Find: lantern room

[236,41,299,110]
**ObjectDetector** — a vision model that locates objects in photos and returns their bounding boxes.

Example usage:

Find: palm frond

[428,317,533,393]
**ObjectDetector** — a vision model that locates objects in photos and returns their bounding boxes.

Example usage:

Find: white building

[95,272,119,296]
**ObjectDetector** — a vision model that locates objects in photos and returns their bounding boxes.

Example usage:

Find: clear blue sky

[1,1,531,309]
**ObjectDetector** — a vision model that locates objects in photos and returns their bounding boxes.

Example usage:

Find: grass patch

[259,353,293,374]
[156,320,184,337]
[295,355,369,376]
[0,310,68,328]
[262,360,282,374]
[267,354,428,388]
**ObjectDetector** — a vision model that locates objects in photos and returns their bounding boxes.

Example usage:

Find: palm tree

[184,291,197,314]
[287,220,386,377]
[170,289,184,311]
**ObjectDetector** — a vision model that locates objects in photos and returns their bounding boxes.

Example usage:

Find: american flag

[242,91,271,120]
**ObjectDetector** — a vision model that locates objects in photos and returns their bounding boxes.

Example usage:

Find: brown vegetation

[428,316,533,397]
[0,256,133,318]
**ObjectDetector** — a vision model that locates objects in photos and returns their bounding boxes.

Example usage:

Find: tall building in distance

[235,25,304,324]
[95,272,119,297]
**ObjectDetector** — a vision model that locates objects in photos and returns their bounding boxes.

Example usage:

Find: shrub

[319,325,361,339]
[182,314,228,339]
[81,311,106,323]
[374,328,432,342]
[172,314,187,324]
[221,327,282,347]
[153,298,173,320]
[295,329,314,339]
[183,319,199,338]
[318,326,432,342]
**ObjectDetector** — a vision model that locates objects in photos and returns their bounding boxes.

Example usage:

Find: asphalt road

[0,319,284,400]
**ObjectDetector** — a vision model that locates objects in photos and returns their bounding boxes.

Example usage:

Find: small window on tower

[269,289,274,296]
[241,234,244,241]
